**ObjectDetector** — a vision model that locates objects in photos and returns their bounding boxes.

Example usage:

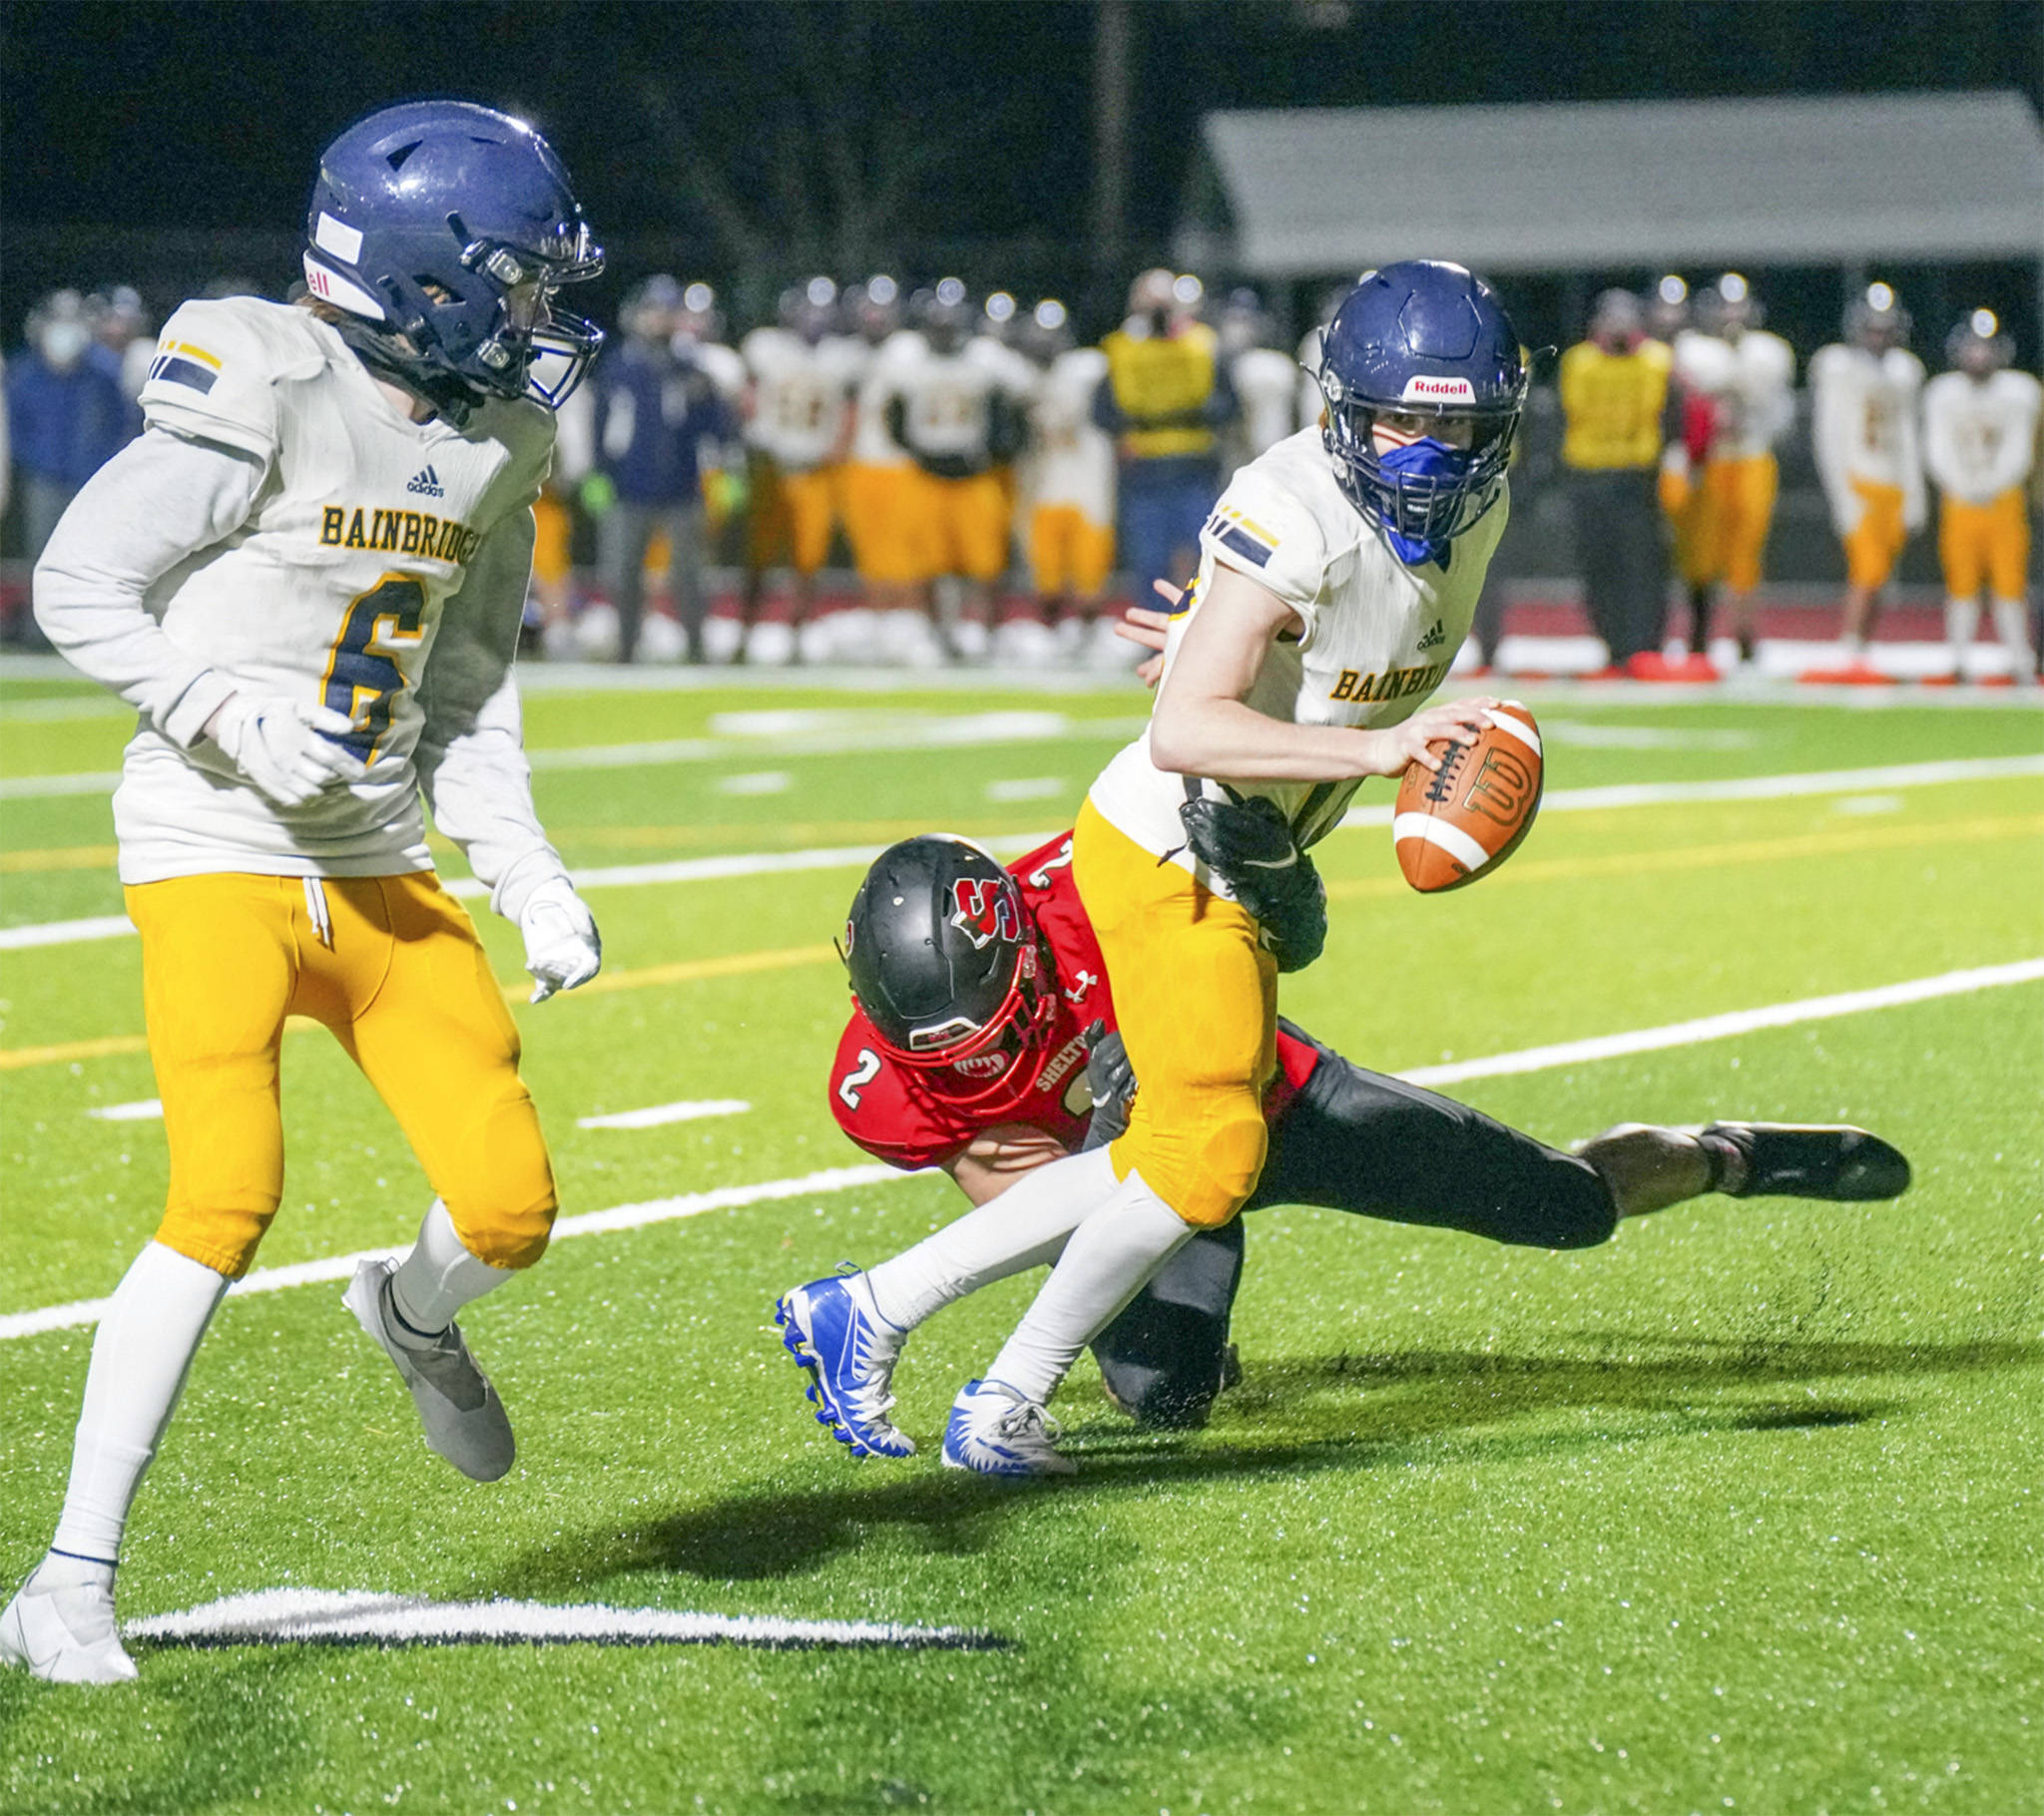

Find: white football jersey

[741,328,858,470]
[1090,427,1506,887]
[1810,342,1926,515]
[1921,368,2042,506]
[1022,345,1114,522]
[1672,328,1794,459]
[110,297,552,885]
[1229,345,1301,471]
[888,336,1036,465]
[848,329,924,466]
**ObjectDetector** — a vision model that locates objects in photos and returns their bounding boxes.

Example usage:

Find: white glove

[206,694,366,808]
[519,877,602,1003]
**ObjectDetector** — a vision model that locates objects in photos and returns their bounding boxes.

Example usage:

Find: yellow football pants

[1842,479,1908,590]
[125,872,557,1279]
[1677,454,1778,592]
[1074,799,1277,1228]
[1940,488,2031,602]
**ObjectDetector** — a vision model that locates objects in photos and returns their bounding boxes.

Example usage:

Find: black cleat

[1702,1123,1911,1201]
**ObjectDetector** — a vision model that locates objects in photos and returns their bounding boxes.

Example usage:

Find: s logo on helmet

[949,877,1019,950]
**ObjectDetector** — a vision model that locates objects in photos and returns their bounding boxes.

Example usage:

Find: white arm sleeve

[1898,369,1927,528]
[414,507,569,925]
[1808,356,1860,529]
[1920,381,1961,498]
[31,427,262,746]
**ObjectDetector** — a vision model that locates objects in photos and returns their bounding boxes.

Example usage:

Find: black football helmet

[842,836,1060,1103]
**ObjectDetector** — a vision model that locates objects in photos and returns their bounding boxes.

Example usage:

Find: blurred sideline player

[882,278,1034,659]
[1921,309,2040,684]
[740,276,858,659]
[1667,274,1794,670]
[883,260,1527,1474]
[1,102,607,1683]
[775,831,1908,1448]
[1808,283,1926,681]
[1220,287,1299,477]
[841,275,929,626]
[1017,298,1116,648]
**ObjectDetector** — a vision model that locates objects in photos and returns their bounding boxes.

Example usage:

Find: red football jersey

[829,830,1320,1171]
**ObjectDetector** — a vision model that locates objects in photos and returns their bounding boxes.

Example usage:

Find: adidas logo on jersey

[1416,619,1446,652]
[405,466,445,498]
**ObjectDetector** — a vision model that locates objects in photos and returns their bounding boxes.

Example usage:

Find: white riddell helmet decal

[1400,374,1477,403]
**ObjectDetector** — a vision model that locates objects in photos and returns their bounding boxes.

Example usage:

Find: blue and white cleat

[940,1378,1077,1478]
[772,1272,915,1459]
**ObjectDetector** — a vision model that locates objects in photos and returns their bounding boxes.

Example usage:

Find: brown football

[1393,701,1544,892]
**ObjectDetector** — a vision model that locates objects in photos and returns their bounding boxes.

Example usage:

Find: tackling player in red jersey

[785,830,1910,1452]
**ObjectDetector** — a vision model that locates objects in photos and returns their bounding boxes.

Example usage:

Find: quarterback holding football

[2,102,606,1683]
[783,261,1905,1476]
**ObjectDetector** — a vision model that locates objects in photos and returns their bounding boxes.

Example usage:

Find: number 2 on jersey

[838,1048,882,1112]
[319,574,427,761]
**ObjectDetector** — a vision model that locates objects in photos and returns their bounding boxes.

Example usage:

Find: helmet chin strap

[327,313,483,428]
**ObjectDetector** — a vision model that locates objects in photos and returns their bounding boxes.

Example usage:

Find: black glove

[1179,792,1326,973]
[1081,1019,1137,1149]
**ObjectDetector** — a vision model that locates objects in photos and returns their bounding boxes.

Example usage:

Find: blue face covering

[1373,436,1472,567]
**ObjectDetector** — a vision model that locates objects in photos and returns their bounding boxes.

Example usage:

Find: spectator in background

[1095,267,1237,596]
[1921,309,2040,683]
[588,274,737,664]
[1558,289,1674,677]
[1667,273,1795,672]
[740,277,861,661]
[1017,297,1115,657]
[7,290,135,584]
[1218,287,1297,478]
[89,286,155,427]
[1809,282,1925,681]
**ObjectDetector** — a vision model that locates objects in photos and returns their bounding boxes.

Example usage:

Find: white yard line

[8,957,2039,1345]
[7,754,2042,955]
[125,1588,1005,1652]
[86,1098,163,1122]
[576,1099,751,1131]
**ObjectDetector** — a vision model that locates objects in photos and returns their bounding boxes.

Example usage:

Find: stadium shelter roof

[1179,92,2044,278]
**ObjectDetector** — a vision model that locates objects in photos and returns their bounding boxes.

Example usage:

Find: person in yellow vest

[1558,289,1674,676]
[1922,309,2040,683]
[1094,268,1239,597]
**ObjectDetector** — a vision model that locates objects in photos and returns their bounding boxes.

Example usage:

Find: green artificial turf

[2,675,2041,1814]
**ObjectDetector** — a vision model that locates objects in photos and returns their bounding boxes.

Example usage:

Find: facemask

[1372,436,1471,567]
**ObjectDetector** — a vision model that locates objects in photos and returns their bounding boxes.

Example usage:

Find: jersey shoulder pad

[1746,331,1794,383]
[1201,433,1335,611]
[827,1018,959,1169]
[139,297,321,462]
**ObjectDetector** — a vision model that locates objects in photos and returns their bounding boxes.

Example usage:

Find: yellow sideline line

[0,845,121,873]
[0,945,842,1073]
[4,819,2033,1074]
[1325,811,2044,902]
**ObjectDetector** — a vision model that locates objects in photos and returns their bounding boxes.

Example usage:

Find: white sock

[984,1168,1194,1406]
[1991,600,2036,678]
[863,1146,1119,1331]
[1944,598,1979,676]
[49,1242,228,1566]
[387,1199,514,1345]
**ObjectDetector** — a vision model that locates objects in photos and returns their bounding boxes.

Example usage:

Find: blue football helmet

[1316,260,1527,553]
[303,101,605,415]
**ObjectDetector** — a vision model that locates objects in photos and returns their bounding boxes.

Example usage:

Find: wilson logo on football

[1400,374,1477,403]
[949,878,1019,950]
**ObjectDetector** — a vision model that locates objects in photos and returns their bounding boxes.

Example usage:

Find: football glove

[1179,792,1326,974]
[519,877,602,1003]
[207,693,366,808]
[1081,1019,1137,1150]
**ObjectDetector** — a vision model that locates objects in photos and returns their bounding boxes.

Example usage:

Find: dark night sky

[4,0,2041,347]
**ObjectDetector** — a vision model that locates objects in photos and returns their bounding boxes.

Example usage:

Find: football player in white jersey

[1,102,607,1683]
[1667,274,1795,669]
[922,261,1526,1473]
[1016,298,1116,650]
[840,276,931,633]
[1921,310,2040,682]
[1808,284,1927,679]
[739,277,860,659]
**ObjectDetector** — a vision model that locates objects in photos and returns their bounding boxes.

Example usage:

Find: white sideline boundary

[6,957,2040,1346]
[125,1588,1007,1652]
[6,753,2042,956]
